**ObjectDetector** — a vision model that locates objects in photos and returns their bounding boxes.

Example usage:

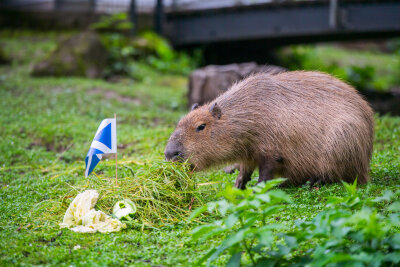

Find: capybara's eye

[196,124,206,132]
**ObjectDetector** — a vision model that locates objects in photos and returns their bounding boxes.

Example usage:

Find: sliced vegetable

[112,199,137,221]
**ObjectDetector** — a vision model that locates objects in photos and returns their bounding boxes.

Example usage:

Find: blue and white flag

[85,118,117,177]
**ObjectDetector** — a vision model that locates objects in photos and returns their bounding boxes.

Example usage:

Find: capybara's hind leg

[258,156,279,184]
[235,164,255,189]
[343,172,369,185]
[308,176,328,188]
[357,173,369,184]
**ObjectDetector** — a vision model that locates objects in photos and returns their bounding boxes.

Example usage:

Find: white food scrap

[60,190,126,233]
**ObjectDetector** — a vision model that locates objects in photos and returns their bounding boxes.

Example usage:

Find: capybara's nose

[165,148,182,161]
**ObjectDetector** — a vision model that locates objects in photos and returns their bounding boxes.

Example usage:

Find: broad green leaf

[260,205,283,217]
[388,233,400,249]
[226,251,242,267]
[373,190,394,203]
[207,201,217,213]
[207,245,228,266]
[256,194,270,203]
[189,205,207,221]
[312,252,354,266]
[268,190,292,203]
[195,247,217,266]
[191,225,217,241]
[199,227,227,242]
[225,213,239,228]
[383,252,400,263]
[259,178,287,193]
[284,235,298,248]
[216,199,230,215]
[248,199,261,209]
[255,259,278,267]
[221,229,246,248]
[236,200,251,210]
[388,201,400,212]
[256,230,273,246]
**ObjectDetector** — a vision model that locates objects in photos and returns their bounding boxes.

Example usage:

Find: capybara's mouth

[165,153,186,163]
[165,154,197,171]
[188,163,196,171]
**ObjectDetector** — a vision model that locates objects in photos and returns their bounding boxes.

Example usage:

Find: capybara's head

[165,102,233,170]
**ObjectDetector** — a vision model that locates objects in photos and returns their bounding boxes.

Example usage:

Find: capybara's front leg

[235,164,255,189]
[258,156,278,184]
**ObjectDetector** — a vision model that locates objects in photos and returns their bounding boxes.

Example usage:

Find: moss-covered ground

[0,31,399,266]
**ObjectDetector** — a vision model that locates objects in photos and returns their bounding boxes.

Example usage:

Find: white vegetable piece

[112,199,137,221]
[60,190,126,233]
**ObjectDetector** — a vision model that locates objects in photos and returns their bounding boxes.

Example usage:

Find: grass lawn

[0,32,399,266]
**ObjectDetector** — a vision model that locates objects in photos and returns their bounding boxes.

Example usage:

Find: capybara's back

[258,71,374,185]
[165,71,374,188]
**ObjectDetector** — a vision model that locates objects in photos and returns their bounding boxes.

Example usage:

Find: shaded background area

[3,0,398,112]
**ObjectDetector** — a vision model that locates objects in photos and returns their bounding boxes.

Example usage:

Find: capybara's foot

[235,177,247,189]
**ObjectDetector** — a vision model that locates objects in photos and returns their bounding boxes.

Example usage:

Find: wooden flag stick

[115,113,118,186]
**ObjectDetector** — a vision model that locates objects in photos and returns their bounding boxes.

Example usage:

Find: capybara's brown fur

[165,71,374,188]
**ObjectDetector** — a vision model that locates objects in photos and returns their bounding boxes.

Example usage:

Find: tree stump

[32,31,107,78]
[188,62,286,107]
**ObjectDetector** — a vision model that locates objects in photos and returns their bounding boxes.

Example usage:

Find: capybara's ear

[191,103,199,111]
[209,102,222,119]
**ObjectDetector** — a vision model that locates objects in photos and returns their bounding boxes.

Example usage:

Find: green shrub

[99,32,135,77]
[190,180,400,266]
[278,45,396,92]
[89,14,200,77]
[345,65,375,90]
[135,31,201,75]
[90,13,133,33]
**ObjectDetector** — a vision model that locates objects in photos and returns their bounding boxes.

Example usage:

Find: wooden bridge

[2,0,400,48]
[160,0,400,47]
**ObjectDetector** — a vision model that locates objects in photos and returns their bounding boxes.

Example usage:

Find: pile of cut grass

[35,161,220,228]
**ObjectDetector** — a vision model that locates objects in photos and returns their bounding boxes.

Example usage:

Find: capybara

[165,71,374,189]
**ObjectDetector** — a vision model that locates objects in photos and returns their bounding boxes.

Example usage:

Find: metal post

[155,0,164,35]
[129,0,137,35]
[55,0,63,10]
[89,0,96,13]
[172,0,178,9]
[329,0,338,29]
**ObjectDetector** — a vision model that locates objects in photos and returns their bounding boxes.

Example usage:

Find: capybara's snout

[164,139,184,162]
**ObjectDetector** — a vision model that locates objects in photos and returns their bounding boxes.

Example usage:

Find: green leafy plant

[135,31,201,75]
[90,13,133,33]
[100,32,135,77]
[345,65,375,90]
[278,45,396,92]
[190,178,292,266]
[89,13,137,77]
[190,180,400,266]
[296,182,400,266]
[90,14,200,77]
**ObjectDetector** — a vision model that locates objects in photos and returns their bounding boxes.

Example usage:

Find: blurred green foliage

[89,13,200,78]
[138,31,202,75]
[90,13,133,33]
[279,44,400,92]
[190,180,400,266]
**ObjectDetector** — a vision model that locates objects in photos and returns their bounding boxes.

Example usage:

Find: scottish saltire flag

[85,118,117,177]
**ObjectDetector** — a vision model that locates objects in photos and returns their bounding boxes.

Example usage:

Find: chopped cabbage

[60,190,126,233]
[113,199,136,221]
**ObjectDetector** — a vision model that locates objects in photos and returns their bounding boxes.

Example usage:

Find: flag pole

[115,113,118,186]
